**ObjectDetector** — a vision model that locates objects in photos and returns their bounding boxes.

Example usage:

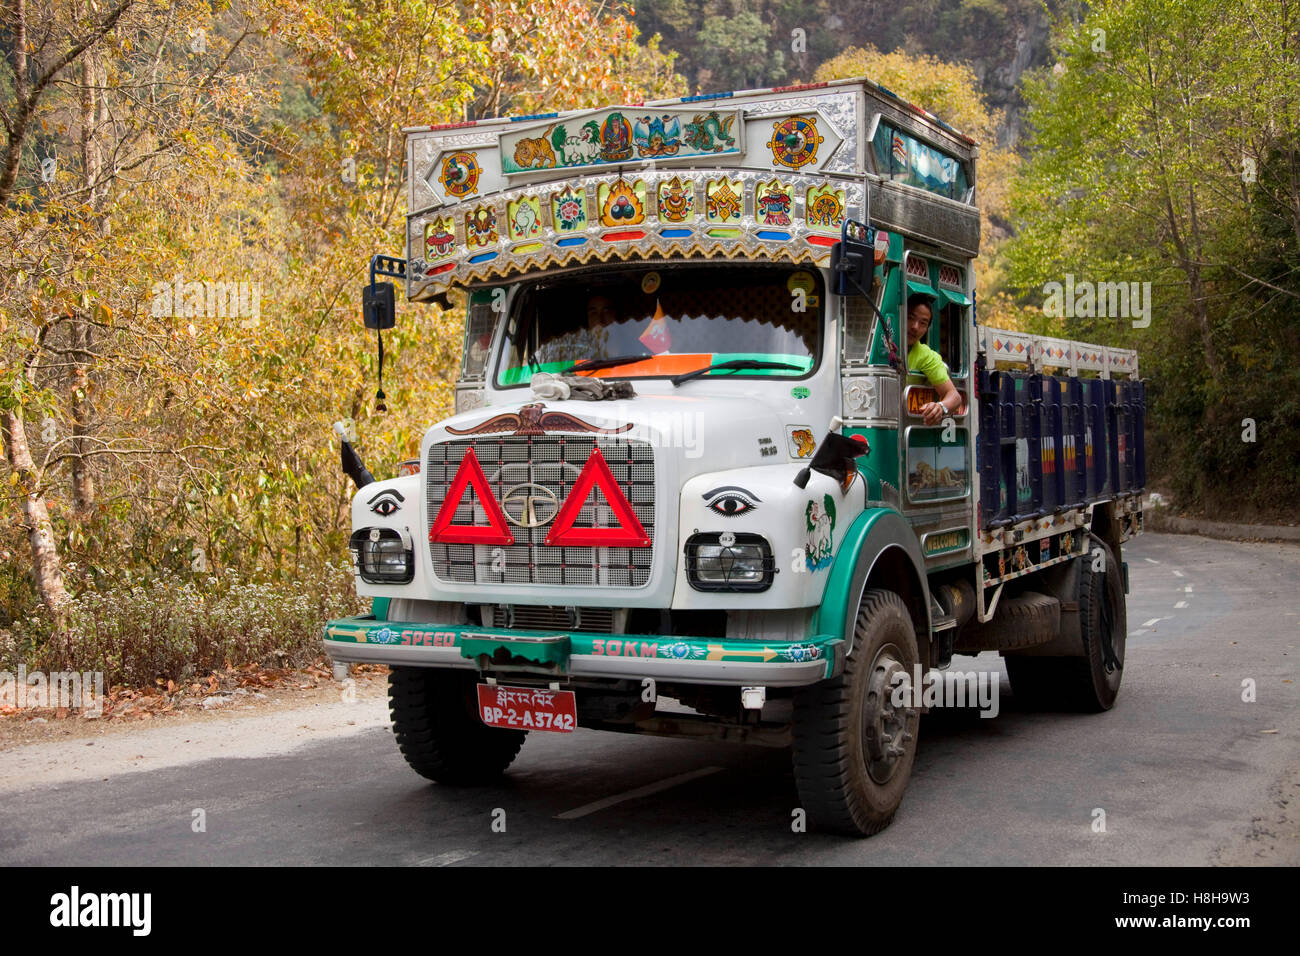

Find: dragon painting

[683,111,736,153]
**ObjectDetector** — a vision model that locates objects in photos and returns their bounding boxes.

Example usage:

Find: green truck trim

[811,506,890,641]
[496,352,815,387]
[346,508,924,682]
[810,505,930,651]
[324,615,841,678]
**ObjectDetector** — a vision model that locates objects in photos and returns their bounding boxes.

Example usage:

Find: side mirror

[832,218,875,297]
[363,281,396,330]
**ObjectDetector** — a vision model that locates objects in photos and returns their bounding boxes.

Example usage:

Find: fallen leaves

[1,659,389,725]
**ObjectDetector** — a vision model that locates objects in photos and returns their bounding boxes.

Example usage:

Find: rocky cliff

[637,0,1059,149]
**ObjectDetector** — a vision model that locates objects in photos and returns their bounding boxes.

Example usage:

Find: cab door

[899,248,975,570]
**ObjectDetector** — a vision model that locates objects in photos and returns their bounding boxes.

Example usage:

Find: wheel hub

[862,645,918,784]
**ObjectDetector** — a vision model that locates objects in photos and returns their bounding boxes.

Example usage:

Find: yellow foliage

[815,47,1020,302]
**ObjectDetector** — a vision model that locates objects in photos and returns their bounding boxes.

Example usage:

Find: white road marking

[1142,618,1165,628]
[1172,569,1184,578]
[416,849,477,867]
[1185,585,1193,593]
[1145,558,1160,564]
[1175,601,1187,609]
[555,766,724,820]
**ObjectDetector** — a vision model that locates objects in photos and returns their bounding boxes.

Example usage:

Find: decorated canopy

[402,78,978,302]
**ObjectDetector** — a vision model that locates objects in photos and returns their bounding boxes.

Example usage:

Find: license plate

[476,683,576,733]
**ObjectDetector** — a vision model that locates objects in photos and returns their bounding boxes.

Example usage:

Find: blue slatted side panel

[976,369,1145,530]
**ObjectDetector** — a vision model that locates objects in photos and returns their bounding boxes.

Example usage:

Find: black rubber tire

[1005,537,1126,712]
[791,589,921,837]
[388,667,527,784]
[955,590,1060,652]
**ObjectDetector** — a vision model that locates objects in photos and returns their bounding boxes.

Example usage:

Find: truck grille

[489,604,616,633]
[426,436,655,587]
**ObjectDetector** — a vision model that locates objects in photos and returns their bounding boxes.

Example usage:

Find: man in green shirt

[906,294,963,425]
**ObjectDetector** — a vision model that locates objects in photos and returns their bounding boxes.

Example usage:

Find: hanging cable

[375,324,387,412]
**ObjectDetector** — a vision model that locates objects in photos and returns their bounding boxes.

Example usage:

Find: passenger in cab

[906,293,963,425]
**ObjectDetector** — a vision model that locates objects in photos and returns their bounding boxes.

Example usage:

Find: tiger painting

[512,125,556,170]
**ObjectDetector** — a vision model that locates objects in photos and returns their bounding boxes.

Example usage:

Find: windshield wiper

[568,352,653,373]
[671,359,805,387]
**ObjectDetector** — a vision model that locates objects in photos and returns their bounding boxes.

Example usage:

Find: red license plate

[476,683,576,733]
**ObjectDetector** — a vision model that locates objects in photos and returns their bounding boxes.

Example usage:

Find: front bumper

[323,616,843,687]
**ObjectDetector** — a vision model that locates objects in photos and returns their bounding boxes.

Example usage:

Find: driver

[906,293,964,425]
[537,293,637,364]
[586,294,617,329]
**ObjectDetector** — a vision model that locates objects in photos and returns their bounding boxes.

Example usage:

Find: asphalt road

[2,532,1296,866]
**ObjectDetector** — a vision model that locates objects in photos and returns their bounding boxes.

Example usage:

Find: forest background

[2,0,1295,686]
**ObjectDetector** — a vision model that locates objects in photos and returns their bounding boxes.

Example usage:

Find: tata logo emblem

[500,483,560,528]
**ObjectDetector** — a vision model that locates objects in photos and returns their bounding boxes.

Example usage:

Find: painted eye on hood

[703,486,760,518]
[368,489,405,517]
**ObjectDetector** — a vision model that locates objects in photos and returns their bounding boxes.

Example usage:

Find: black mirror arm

[369,254,407,286]
[854,278,902,374]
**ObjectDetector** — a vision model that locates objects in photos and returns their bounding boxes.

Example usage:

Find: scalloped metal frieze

[407,240,836,302]
[405,169,863,300]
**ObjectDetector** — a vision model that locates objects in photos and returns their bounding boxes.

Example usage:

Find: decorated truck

[323,78,1146,836]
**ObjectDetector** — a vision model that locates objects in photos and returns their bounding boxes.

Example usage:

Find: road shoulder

[0,671,391,795]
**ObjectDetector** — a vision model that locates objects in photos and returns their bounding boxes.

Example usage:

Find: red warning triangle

[428,447,514,545]
[545,448,650,548]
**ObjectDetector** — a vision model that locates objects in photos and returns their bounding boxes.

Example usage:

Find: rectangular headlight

[349,528,414,584]
[694,544,766,582]
[685,533,774,592]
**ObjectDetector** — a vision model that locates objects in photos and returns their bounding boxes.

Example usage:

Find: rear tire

[1006,536,1126,712]
[792,589,921,836]
[389,667,527,784]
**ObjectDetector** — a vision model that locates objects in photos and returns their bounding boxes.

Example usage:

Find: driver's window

[462,288,501,381]
[937,302,965,376]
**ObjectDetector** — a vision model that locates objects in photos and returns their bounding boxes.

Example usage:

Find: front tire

[792,589,921,836]
[389,667,527,784]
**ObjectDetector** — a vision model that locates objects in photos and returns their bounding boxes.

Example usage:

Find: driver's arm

[924,377,962,424]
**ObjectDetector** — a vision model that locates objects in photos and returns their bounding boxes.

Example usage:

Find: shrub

[3,562,368,687]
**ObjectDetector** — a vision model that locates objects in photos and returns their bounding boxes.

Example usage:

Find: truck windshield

[495,265,822,386]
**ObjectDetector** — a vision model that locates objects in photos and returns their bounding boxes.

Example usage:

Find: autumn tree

[1,0,275,624]
[1005,0,1300,513]
[1,0,689,645]
[261,0,686,547]
[472,0,685,117]
[815,46,1029,327]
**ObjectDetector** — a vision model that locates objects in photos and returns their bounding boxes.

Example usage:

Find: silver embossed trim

[405,168,864,298]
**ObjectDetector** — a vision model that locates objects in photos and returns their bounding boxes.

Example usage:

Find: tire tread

[389,667,526,784]
[792,589,918,837]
